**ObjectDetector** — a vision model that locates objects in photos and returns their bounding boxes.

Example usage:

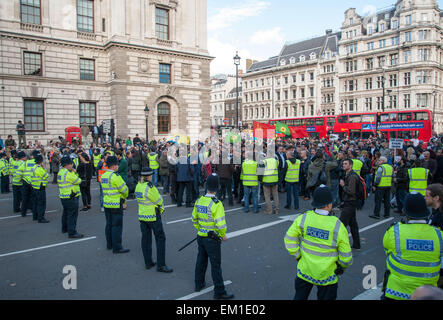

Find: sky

[207,0,443,76]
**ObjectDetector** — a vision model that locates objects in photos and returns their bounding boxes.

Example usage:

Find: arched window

[157,102,170,134]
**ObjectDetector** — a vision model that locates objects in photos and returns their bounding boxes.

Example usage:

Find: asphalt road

[0,179,402,300]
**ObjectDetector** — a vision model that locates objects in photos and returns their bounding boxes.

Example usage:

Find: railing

[20,23,43,33]
[156,39,173,47]
[77,31,97,41]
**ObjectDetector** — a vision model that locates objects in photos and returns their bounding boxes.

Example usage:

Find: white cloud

[362,4,377,16]
[250,27,284,46]
[208,1,270,31]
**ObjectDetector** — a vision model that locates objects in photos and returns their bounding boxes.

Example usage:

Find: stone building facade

[0,0,211,145]
[224,86,242,127]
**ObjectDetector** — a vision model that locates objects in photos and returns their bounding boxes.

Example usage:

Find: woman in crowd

[78,152,93,212]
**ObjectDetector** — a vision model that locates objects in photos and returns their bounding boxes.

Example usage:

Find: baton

[178,237,197,252]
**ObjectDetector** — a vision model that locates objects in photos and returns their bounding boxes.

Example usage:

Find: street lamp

[144,105,150,142]
[233,51,241,129]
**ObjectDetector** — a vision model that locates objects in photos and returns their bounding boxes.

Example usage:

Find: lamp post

[432,90,437,134]
[233,51,241,129]
[144,105,149,143]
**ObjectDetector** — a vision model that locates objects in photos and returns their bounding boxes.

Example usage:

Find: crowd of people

[1,131,443,300]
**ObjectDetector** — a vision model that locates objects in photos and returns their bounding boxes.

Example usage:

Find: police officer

[241,151,259,213]
[12,151,27,213]
[101,156,129,253]
[31,154,49,223]
[0,152,10,194]
[370,156,393,219]
[261,153,279,215]
[382,193,443,300]
[284,185,353,300]
[136,167,173,273]
[283,146,301,210]
[20,150,38,217]
[92,148,101,177]
[58,156,83,238]
[148,148,159,187]
[192,173,234,300]
[408,159,431,196]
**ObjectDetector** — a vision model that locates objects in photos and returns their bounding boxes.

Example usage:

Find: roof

[228,87,242,94]
[246,32,340,73]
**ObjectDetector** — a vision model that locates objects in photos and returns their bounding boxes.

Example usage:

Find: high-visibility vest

[284,210,353,286]
[73,157,79,169]
[107,150,114,156]
[100,170,128,208]
[262,158,278,184]
[378,164,393,187]
[353,159,363,176]
[98,162,108,182]
[31,165,49,190]
[0,158,9,176]
[93,154,101,168]
[23,159,36,184]
[408,168,429,196]
[383,222,442,300]
[12,160,25,186]
[285,159,301,183]
[57,167,81,199]
[148,153,159,170]
[241,160,258,187]
[135,182,164,222]
[192,196,227,238]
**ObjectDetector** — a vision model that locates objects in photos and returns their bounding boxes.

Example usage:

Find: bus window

[327,118,335,126]
[397,131,412,139]
[306,119,314,126]
[315,118,324,126]
[362,114,376,123]
[398,113,412,121]
[309,132,319,139]
[380,131,389,140]
[414,112,429,121]
[293,119,300,126]
[349,115,362,123]
[389,113,397,121]
[337,115,348,123]
[349,130,361,139]
[380,114,390,122]
[362,131,373,139]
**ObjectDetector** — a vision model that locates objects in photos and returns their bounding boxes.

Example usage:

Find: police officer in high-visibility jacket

[284,185,353,300]
[0,152,10,194]
[20,150,38,217]
[382,193,443,300]
[58,156,83,238]
[241,151,259,213]
[370,156,393,219]
[12,151,27,213]
[261,154,279,215]
[136,167,173,273]
[148,148,159,187]
[101,156,129,253]
[284,146,301,210]
[92,148,101,176]
[408,160,431,197]
[31,154,50,223]
[192,173,234,300]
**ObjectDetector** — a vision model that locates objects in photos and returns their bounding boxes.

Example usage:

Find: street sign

[389,138,404,150]
[103,119,112,134]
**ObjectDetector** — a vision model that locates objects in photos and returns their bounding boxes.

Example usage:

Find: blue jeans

[365,174,372,194]
[330,179,339,207]
[396,188,408,212]
[99,184,104,208]
[153,169,158,187]
[243,185,259,212]
[286,182,300,209]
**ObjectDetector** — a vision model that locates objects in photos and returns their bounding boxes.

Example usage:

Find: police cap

[403,193,430,219]
[206,173,220,193]
[311,185,333,208]
[34,154,43,164]
[140,167,154,176]
[106,156,118,167]
[60,156,73,167]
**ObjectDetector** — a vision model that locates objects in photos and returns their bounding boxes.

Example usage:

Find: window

[77,0,94,33]
[299,55,305,62]
[292,90,296,99]
[368,42,374,50]
[399,112,412,121]
[418,49,429,61]
[284,77,288,84]
[79,58,95,80]
[405,50,411,63]
[362,114,375,122]
[366,58,374,69]
[310,87,314,97]
[379,39,386,48]
[389,74,397,87]
[365,98,373,111]
[350,18,354,25]
[416,93,428,108]
[23,52,42,76]
[365,78,372,90]
[349,99,354,112]
[310,72,314,80]
[378,56,385,68]
[406,15,411,25]
[301,74,305,82]
[292,75,297,83]
[267,91,271,100]
[155,7,169,40]
[21,0,41,25]
[24,99,44,131]
[404,94,411,108]
[404,72,411,85]
[337,115,348,123]
[405,31,412,42]
[157,102,170,134]
[415,112,429,121]
[284,90,288,100]
[391,54,398,66]
[159,63,171,84]
[392,36,399,46]
[301,88,305,98]
[79,102,96,126]
[389,95,397,108]
[277,91,280,100]
[348,114,361,123]
[368,26,373,35]
[392,20,398,29]
[310,105,314,116]
[377,76,383,89]
[380,23,385,32]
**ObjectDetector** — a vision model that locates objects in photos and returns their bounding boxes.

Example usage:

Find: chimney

[326,29,333,35]
[238,69,243,76]
[246,59,257,71]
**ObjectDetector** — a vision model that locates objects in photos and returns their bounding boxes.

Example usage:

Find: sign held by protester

[389,138,403,150]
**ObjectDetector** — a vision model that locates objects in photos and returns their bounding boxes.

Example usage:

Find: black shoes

[195,282,206,292]
[38,219,50,223]
[81,208,89,212]
[214,292,234,300]
[157,266,173,273]
[146,262,157,270]
[284,205,291,209]
[113,248,130,254]
[69,233,84,239]
[369,215,380,220]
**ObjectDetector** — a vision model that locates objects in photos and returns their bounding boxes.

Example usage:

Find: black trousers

[61,197,79,236]
[278,169,286,192]
[105,206,123,251]
[294,276,338,300]
[374,187,391,217]
[1,174,9,193]
[233,171,241,198]
[177,181,192,205]
[140,214,166,267]
[13,185,22,213]
[80,180,91,207]
[21,182,33,216]
[52,172,58,184]
[340,200,361,248]
[195,236,226,296]
[34,188,46,221]
[170,173,178,201]
[218,178,233,204]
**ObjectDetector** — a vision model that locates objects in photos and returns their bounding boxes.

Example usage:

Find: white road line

[353,283,383,300]
[0,236,97,258]
[0,209,58,221]
[358,217,394,233]
[176,280,233,300]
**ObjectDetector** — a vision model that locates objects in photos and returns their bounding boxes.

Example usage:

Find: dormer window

[380,23,385,32]
[299,55,305,62]
[290,57,296,64]
[350,18,354,25]
[280,59,286,66]
[392,20,398,29]
[368,26,373,35]
[310,52,316,60]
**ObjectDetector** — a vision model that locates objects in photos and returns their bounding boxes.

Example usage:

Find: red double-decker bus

[269,116,336,139]
[333,110,433,141]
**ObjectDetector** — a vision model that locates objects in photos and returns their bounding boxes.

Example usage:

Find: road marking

[176,280,232,300]
[0,236,97,258]
[353,282,383,300]
[0,209,58,221]
[358,217,394,233]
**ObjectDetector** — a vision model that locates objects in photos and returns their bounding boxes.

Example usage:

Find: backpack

[354,172,367,209]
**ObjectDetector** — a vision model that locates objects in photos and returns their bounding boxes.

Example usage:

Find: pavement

[0,179,403,300]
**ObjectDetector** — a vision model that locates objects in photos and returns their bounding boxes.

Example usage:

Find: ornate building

[0,0,211,144]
